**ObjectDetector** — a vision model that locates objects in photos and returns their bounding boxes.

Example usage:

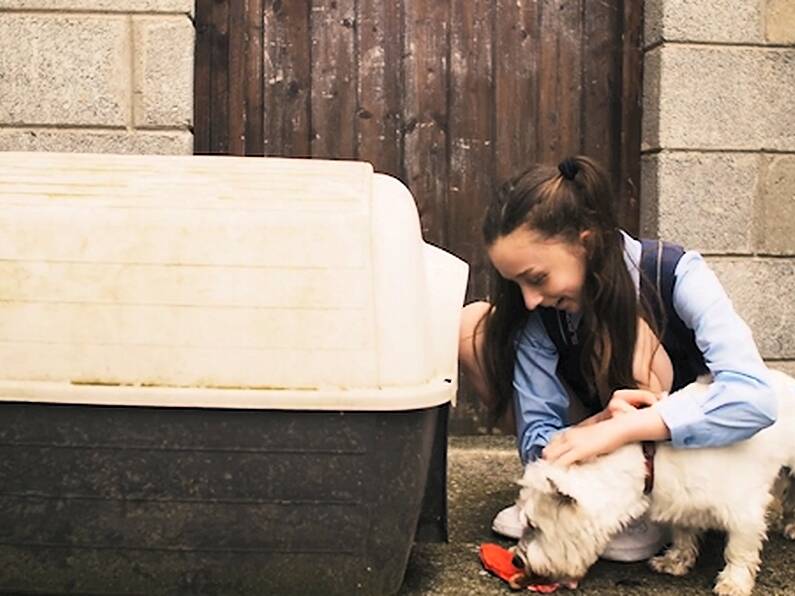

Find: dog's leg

[780,469,795,540]
[767,469,787,531]
[648,526,699,576]
[713,519,766,596]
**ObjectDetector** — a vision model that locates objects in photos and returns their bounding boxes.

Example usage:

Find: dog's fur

[512,370,795,596]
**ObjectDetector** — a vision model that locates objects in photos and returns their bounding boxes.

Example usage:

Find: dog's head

[510,457,645,583]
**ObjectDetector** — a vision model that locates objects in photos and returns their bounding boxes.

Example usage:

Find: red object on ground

[478,543,565,593]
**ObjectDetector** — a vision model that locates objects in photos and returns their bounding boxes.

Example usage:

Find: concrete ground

[399,436,795,596]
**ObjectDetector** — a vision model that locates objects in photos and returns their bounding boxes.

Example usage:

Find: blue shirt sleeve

[655,251,776,448]
[513,312,570,463]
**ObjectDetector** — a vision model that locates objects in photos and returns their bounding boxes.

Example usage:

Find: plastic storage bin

[0,152,468,595]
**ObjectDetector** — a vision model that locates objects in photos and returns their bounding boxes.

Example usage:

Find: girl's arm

[543,406,669,466]
[513,312,572,464]
[654,251,775,448]
[545,251,776,466]
[546,317,673,464]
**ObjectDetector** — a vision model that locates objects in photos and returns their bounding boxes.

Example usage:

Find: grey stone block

[0,129,193,154]
[641,152,759,254]
[132,16,194,129]
[0,0,193,14]
[644,0,763,46]
[708,257,795,359]
[0,14,130,127]
[644,0,664,47]
[642,45,795,152]
[766,0,795,44]
[756,155,795,255]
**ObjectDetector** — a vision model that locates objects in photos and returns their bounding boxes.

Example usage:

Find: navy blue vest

[539,239,709,416]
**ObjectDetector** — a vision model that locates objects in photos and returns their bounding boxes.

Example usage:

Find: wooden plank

[356,0,402,177]
[618,0,644,235]
[228,0,248,156]
[209,0,230,154]
[557,0,583,157]
[448,0,493,300]
[310,0,357,159]
[245,0,265,156]
[193,0,213,154]
[536,0,559,163]
[536,0,583,163]
[263,0,311,157]
[494,0,539,184]
[447,0,494,434]
[403,0,449,247]
[582,0,621,190]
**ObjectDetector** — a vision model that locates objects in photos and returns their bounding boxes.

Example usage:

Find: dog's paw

[783,522,795,540]
[649,549,695,576]
[714,566,755,596]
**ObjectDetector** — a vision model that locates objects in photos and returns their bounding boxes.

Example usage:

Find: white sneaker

[600,515,668,562]
[491,503,523,539]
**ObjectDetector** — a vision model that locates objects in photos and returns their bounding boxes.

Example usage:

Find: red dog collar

[642,441,656,494]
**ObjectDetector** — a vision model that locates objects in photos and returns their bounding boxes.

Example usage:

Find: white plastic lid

[0,152,468,410]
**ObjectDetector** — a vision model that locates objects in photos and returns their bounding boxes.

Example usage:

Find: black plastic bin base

[0,400,447,596]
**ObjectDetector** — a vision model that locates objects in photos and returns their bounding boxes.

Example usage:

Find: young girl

[459,156,776,559]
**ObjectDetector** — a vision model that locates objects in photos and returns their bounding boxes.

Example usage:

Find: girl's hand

[543,403,672,467]
[573,388,664,429]
[607,388,661,417]
[542,420,626,467]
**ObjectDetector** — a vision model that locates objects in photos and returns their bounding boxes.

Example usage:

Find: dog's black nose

[512,554,524,569]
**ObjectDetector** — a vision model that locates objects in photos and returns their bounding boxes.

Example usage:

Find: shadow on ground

[398,436,795,596]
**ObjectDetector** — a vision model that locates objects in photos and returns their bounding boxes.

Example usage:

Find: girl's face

[488,227,587,313]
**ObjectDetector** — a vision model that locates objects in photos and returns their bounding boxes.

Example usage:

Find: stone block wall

[0,0,194,154]
[641,0,795,374]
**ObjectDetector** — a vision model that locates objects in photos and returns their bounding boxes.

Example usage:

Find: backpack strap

[639,239,708,391]
[539,307,602,415]
[639,239,676,334]
[538,238,708,413]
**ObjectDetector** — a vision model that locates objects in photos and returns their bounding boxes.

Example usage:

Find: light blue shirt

[515,233,776,463]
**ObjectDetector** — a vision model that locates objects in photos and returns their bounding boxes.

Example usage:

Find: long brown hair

[476,156,654,424]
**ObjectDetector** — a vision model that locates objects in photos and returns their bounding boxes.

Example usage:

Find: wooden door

[194,0,643,432]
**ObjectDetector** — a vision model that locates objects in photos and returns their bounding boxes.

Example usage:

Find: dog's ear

[517,464,548,492]
[547,477,577,507]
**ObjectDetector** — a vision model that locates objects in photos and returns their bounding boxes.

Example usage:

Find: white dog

[511,370,795,596]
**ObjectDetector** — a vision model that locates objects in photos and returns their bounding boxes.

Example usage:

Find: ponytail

[478,156,651,416]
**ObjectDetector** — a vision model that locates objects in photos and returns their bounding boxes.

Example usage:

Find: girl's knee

[459,301,491,366]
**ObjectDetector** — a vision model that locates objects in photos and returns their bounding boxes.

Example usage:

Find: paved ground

[398,436,795,596]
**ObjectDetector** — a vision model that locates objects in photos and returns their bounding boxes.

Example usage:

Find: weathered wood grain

[310,0,357,159]
[403,0,449,246]
[494,0,539,184]
[356,0,402,177]
[209,0,230,154]
[618,0,644,235]
[448,0,493,301]
[244,0,265,155]
[263,0,311,156]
